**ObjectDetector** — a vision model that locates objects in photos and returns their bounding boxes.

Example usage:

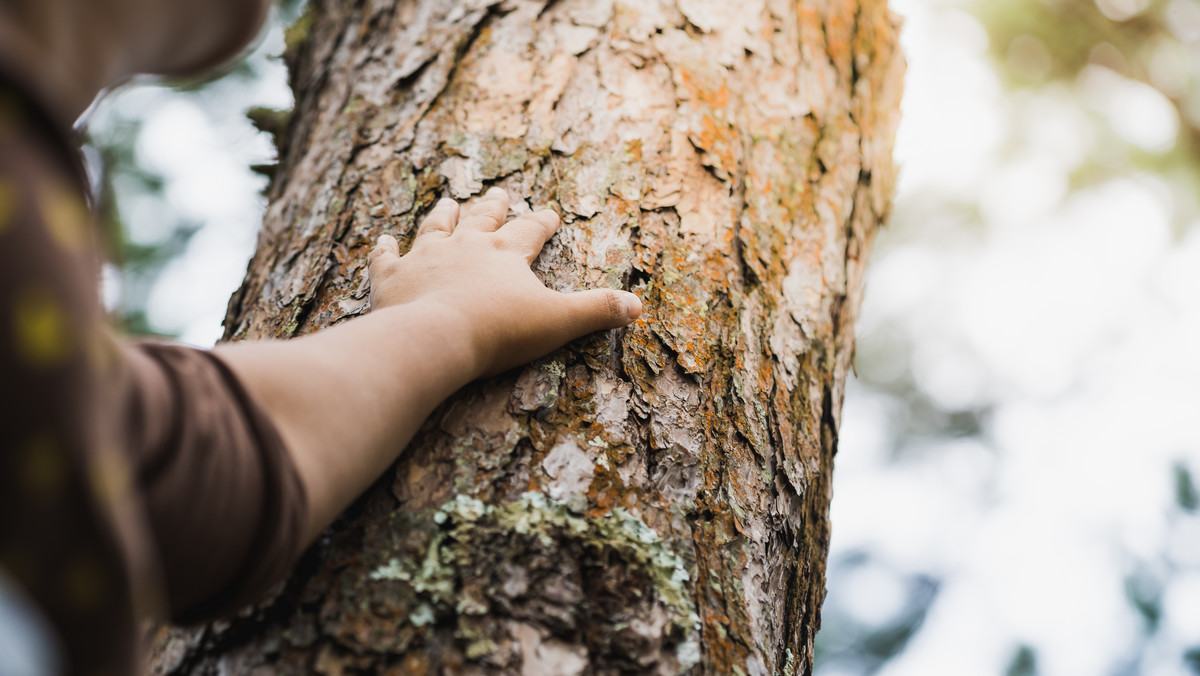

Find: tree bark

[149,0,902,673]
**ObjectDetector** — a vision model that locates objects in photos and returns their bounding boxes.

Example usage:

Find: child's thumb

[563,289,642,335]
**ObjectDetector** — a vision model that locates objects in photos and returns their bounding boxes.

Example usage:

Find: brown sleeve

[1,66,309,676]
[0,79,142,675]
[118,342,309,623]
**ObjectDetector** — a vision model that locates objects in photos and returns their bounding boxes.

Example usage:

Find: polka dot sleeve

[0,69,308,673]
[0,86,145,676]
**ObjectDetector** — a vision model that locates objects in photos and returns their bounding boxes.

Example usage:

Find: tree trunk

[149,0,902,673]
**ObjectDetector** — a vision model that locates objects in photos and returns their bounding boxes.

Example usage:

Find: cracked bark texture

[148,0,903,673]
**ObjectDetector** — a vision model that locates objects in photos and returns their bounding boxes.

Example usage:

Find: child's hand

[366,187,642,377]
[222,187,641,539]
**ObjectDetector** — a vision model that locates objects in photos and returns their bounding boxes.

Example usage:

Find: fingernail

[437,197,456,208]
[623,293,642,320]
[485,186,506,199]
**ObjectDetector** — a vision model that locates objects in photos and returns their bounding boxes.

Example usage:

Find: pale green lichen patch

[441,493,489,521]
[366,530,456,603]
[464,637,497,660]
[409,603,436,627]
[542,360,566,379]
[277,300,305,338]
[362,492,699,664]
[368,559,405,582]
[677,637,702,670]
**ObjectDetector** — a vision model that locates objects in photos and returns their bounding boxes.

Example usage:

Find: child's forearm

[214,300,479,543]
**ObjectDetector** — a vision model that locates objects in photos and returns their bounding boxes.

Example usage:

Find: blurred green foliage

[1185,646,1200,673]
[1005,645,1039,676]
[86,0,306,337]
[1175,461,1199,512]
[977,0,1200,228]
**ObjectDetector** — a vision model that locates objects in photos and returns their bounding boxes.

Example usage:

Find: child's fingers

[458,187,510,232]
[416,198,459,237]
[367,234,401,277]
[368,234,400,262]
[560,289,642,337]
[500,210,560,263]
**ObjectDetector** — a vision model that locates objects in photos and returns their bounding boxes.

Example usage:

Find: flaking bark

[148,0,903,673]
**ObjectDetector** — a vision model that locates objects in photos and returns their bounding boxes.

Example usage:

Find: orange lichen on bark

[677,69,730,110]
[825,0,859,83]
[695,114,740,181]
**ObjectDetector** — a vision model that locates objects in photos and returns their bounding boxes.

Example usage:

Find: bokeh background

[83,0,1200,673]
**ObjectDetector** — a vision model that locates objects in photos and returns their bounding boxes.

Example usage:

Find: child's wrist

[372,300,487,385]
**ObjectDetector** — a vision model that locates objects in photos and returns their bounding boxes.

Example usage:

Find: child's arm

[214,188,641,542]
